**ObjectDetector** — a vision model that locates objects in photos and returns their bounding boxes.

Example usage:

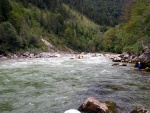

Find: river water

[0,55,149,113]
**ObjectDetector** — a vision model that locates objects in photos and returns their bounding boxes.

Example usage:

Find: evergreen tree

[0,0,12,22]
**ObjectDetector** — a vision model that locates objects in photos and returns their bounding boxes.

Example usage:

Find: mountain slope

[62,0,124,26]
[1,0,149,55]
[102,0,150,53]
[0,0,101,54]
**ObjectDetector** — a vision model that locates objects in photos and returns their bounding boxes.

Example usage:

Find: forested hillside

[62,0,150,54]
[0,0,101,54]
[102,0,150,53]
[62,0,124,26]
[0,0,149,55]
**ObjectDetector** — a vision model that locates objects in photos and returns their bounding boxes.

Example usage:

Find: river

[0,54,149,113]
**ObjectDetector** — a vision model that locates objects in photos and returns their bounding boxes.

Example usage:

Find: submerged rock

[112,63,119,66]
[112,63,127,66]
[144,67,150,72]
[119,63,127,66]
[130,107,149,113]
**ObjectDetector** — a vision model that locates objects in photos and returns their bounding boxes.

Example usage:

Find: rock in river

[78,97,117,113]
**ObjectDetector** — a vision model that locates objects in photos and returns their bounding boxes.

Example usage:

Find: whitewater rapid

[0,55,149,113]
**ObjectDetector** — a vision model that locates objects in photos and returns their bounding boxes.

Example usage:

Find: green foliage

[121,0,150,53]
[0,0,103,54]
[65,27,72,40]
[0,22,21,53]
[101,0,150,54]
[103,28,116,52]
[8,2,24,33]
[1,0,149,54]
[62,0,124,26]
[0,0,12,22]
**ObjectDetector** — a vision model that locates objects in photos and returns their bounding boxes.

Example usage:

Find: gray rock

[138,49,150,64]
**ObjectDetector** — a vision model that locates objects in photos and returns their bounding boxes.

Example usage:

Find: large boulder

[137,41,150,68]
[78,97,117,113]
[112,63,127,66]
[134,48,150,69]
[132,55,139,62]
[138,48,150,65]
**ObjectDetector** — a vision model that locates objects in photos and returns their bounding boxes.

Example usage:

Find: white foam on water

[0,55,110,70]
[28,102,34,106]
[78,55,110,64]
[101,69,110,74]
[0,57,70,69]
[1,55,149,113]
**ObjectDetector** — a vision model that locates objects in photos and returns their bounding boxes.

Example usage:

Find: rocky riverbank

[0,52,103,60]
[1,49,150,72]
[0,52,69,60]
[105,49,150,72]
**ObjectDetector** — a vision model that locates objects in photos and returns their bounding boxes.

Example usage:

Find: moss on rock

[105,101,117,113]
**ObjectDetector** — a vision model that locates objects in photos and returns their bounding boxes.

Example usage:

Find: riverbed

[0,55,149,113]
